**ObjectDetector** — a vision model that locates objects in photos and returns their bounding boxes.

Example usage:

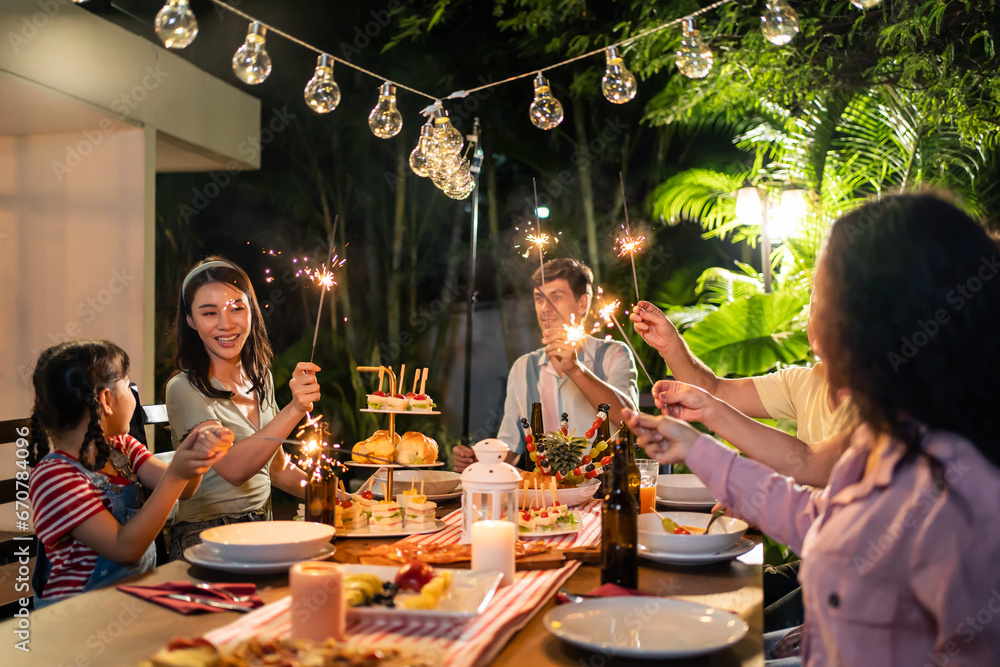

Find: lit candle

[471,520,516,587]
[290,561,346,641]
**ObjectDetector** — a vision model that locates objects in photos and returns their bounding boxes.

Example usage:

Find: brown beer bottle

[601,437,639,588]
[523,402,545,471]
[621,421,641,498]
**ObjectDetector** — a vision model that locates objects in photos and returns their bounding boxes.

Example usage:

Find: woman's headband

[180,260,241,307]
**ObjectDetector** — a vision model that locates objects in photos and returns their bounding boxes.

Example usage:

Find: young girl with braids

[27,340,233,607]
[165,257,321,559]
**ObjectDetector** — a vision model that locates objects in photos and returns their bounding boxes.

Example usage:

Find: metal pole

[461,119,484,446]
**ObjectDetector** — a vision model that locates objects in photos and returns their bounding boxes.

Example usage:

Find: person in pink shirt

[626,193,1000,666]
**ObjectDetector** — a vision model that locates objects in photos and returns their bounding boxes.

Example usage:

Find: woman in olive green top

[166,257,321,560]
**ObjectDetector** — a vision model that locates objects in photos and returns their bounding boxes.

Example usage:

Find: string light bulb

[232,22,272,85]
[303,54,341,113]
[761,0,800,46]
[675,18,714,79]
[601,46,637,104]
[154,0,197,49]
[850,0,882,7]
[529,73,564,130]
[369,82,403,138]
[409,122,433,177]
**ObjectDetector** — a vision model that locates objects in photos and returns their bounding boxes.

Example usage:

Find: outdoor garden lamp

[369,82,403,138]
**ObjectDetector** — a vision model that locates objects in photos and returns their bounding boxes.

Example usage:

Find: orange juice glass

[635,459,659,514]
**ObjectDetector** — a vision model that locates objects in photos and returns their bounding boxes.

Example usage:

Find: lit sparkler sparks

[563,314,586,347]
[615,231,646,258]
[593,289,653,385]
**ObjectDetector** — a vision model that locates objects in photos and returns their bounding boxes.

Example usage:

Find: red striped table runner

[205,499,602,667]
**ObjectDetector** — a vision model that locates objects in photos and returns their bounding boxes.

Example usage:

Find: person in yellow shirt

[630,294,855,487]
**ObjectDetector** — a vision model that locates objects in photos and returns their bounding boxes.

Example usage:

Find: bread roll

[395,431,439,465]
[352,430,401,463]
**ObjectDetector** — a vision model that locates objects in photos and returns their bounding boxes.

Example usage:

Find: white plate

[346,461,445,469]
[336,518,446,538]
[184,543,336,574]
[372,489,463,502]
[656,497,718,510]
[638,538,757,566]
[342,564,501,620]
[656,473,716,504]
[638,512,748,555]
[518,479,600,508]
[200,521,334,563]
[360,408,441,415]
[545,597,748,658]
[518,511,583,539]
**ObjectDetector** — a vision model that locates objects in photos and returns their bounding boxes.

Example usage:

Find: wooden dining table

[0,504,763,666]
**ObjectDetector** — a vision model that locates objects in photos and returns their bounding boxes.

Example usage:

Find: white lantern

[460,439,521,543]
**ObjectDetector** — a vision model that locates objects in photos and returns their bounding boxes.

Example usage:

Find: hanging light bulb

[761,0,800,46]
[850,0,882,7]
[154,0,198,49]
[675,18,714,79]
[529,73,564,130]
[409,122,433,177]
[369,82,403,138]
[232,21,272,85]
[601,46,637,104]
[304,54,341,113]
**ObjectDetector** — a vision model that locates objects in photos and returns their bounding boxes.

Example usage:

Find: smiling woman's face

[186,282,252,370]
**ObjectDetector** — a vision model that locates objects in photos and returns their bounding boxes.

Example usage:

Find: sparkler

[532,178,546,298]
[563,314,586,348]
[299,217,345,364]
[618,173,644,303]
[593,289,653,385]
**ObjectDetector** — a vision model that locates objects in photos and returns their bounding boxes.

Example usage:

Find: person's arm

[168,363,321,486]
[136,426,232,499]
[630,301,768,418]
[653,380,849,486]
[543,330,634,426]
[269,449,307,497]
[73,427,228,564]
[624,408,827,554]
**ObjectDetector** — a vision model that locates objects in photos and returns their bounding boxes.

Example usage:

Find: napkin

[117,581,263,614]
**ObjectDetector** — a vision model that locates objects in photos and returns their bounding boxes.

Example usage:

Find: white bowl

[518,478,600,507]
[638,512,747,555]
[656,474,717,504]
[374,470,460,496]
[200,521,334,563]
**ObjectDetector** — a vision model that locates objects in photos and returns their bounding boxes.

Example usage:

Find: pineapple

[535,430,590,477]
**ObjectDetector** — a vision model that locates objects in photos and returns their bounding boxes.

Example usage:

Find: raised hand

[171,424,234,478]
[630,301,682,354]
[542,327,582,376]
[652,380,716,423]
[289,361,322,413]
[622,408,701,465]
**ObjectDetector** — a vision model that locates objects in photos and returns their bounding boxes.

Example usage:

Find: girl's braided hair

[28,340,130,470]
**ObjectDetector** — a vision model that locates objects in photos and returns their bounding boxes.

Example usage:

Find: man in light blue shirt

[454,259,639,471]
